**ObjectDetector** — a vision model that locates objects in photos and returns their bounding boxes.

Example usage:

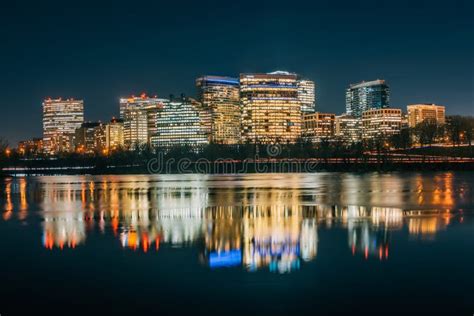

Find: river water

[0,172,473,315]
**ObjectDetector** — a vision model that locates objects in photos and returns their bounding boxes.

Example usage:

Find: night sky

[1,0,473,144]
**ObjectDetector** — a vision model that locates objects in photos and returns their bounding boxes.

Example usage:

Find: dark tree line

[446,115,474,147]
[2,116,473,168]
[388,116,474,149]
[0,137,9,161]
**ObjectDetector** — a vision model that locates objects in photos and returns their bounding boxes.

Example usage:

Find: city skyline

[1,0,472,144]
[3,70,472,145]
[12,75,462,154]
[1,2,473,315]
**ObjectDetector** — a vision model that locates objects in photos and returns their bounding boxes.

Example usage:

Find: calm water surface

[0,172,473,315]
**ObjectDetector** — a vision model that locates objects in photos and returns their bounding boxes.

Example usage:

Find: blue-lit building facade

[345,79,390,118]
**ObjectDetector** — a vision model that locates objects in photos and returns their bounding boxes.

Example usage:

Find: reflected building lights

[407,216,449,240]
[19,178,28,220]
[343,206,402,260]
[3,180,13,220]
[347,220,390,261]
[43,212,86,250]
[0,177,466,268]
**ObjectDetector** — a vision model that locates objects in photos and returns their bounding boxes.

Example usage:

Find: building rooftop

[268,70,295,75]
[407,103,444,107]
[196,76,239,85]
[350,79,386,89]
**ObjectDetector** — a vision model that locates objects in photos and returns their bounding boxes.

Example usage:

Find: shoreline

[3,160,474,176]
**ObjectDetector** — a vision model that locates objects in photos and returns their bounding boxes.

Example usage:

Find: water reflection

[0,173,471,273]
[43,212,86,249]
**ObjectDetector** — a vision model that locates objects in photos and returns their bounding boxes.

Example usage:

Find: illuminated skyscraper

[240,71,302,144]
[119,94,166,145]
[151,97,209,148]
[123,108,148,149]
[93,121,123,154]
[362,108,402,140]
[74,121,102,153]
[196,76,241,144]
[297,79,316,113]
[346,79,390,117]
[142,101,167,144]
[335,114,361,143]
[105,118,124,151]
[42,98,84,154]
[302,112,335,143]
[94,123,107,153]
[407,103,446,127]
[119,93,163,119]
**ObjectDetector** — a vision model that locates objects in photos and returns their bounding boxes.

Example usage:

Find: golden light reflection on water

[0,173,470,273]
[3,179,13,221]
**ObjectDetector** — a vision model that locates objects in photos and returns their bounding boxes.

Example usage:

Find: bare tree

[414,121,438,146]
[446,116,463,147]
[461,116,474,147]
[390,128,411,149]
[0,137,8,153]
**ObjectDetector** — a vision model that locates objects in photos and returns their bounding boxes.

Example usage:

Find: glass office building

[240,71,302,144]
[196,76,241,144]
[346,79,390,118]
[151,97,209,148]
[297,79,316,113]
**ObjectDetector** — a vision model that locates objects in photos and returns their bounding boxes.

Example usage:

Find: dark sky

[1,0,473,144]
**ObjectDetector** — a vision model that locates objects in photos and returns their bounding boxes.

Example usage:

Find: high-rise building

[123,108,148,149]
[74,122,102,153]
[142,100,167,144]
[119,94,166,145]
[362,108,402,140]
[302,112,335,143]
[335,114,361,143]
[401,112,409,130]
[105,118,124,152]
[240,71,302,144]
[90,118,125,154]
[42,98,84,154]
[407,103,446,127]
[346,80,390,117]
[119,93,164,119]
[196,76,241,144]
[151,97,209,148]
[297,79,316,113]
[94,123,107,153]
